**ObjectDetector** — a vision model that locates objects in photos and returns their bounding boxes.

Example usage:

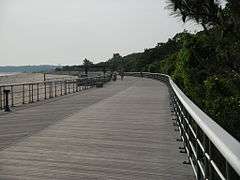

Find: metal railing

[0,75,111,111]
[126,72,240,180]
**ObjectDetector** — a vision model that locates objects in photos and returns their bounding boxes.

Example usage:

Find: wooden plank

[0,77,194,179]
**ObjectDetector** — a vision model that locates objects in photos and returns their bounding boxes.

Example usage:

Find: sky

[0,0,201,66]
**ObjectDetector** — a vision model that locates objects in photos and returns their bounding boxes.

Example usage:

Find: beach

[0,73,77,86]
[0,73,78,107]
[0,72,20,77]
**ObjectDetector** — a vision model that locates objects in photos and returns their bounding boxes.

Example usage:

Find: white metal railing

[126,72,240,180]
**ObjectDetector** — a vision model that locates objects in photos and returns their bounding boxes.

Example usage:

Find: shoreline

[0,72,77,86]
[0,72,21,77]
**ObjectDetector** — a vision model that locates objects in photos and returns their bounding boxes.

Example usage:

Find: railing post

[67,81,69,94]
[28,84,31,103]
[0,87,2,110]
[195,127,201,179]
[203,134,209,180]
[49,82,52,98]
[60,81,63,96]
[73,81,75,92]
[76,80,79,92]
[208,141,213,180]
[66,81,69,94]
[32,84,34,102]
[44,82,47,99]
[75,80,77,92]
[67,82,71,94]
[73,82,75,93]
[11,85,14,107]
[51,82,54,97]
[72,81,74,93]
[226,161,230,180]
[76,81,77,91]
[49,82,54,98]
[3,87,5,108]
[37,83,39,101]
[64,81,67,95]
[3,89,10,112]
[55,82,57,97]
[22,84,25,104]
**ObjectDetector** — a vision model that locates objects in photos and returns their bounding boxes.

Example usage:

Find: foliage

[83,58,94,74]
[107,53,124,72]
[204,75,240,137]
[83,58,93,67]
[104,2,240,139]
[165,0,240,140]
[55,0,240,141]
[167,31,240,140]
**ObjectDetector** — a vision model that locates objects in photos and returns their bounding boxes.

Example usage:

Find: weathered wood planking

[0,78,136,149]
[0,77,194,180]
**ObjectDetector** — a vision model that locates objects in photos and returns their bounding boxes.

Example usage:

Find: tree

[83,58,93,75]
[167,0,221,29]
[107,53,124,72]
[167,0,240,38]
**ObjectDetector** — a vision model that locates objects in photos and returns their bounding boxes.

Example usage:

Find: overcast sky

[0,0,200,66]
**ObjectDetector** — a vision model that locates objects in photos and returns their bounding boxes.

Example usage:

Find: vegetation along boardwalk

[0,76,193,180]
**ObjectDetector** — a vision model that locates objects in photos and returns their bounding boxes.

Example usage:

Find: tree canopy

[102,1,240,141]
[55,0,240,141]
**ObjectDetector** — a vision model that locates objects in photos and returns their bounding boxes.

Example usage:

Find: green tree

[83,58,93,75]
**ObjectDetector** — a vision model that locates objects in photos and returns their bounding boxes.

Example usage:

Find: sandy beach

[0,73,77,86]
[0,73,79,107]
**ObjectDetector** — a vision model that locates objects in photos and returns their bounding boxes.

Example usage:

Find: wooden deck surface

[0,77,194,180]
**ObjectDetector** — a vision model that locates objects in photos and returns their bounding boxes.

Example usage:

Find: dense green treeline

[106,1,240,140]
[56,0,240,140]
[117,33,240,140]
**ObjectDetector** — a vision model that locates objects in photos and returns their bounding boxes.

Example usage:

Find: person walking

[120,71,124,80]
[112,71,117,81]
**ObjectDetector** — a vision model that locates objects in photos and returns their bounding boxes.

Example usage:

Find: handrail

[0,77,78,87]
[0,75,107,87]
[126,72,240,180]
[0,75,111,111]
[170,79,240,175]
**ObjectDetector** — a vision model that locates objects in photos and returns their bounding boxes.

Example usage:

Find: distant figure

[112,72,117,81]
[140,71,143,78]
[110,72,113,80]
[120,71,124,80]
[44,73,46,81]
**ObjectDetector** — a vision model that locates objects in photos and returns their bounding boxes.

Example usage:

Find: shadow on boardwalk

[0,77,193,180]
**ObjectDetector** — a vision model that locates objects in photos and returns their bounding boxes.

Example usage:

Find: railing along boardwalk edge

[126,72,240,180]
[0,75,111,111]
[0,76,194,179]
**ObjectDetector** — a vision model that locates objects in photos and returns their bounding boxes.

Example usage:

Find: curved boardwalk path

[0,77,194,180]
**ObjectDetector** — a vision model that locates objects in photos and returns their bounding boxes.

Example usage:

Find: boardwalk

[0,77,194,180]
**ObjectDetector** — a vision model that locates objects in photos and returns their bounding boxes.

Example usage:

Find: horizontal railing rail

[126,72,240,180]
[0,75,111,111]
[0,76,80,87]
